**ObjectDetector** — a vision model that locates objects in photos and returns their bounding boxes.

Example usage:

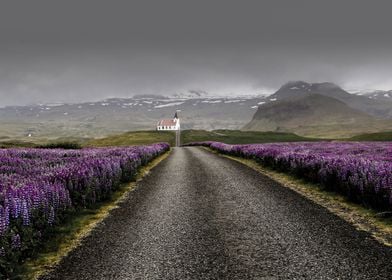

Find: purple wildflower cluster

[0,142,169,272]
[189,141,392,210]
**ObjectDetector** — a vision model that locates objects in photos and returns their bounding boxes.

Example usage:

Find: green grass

[36,142,82,149]
[181,129,314,145]
[87,130,311,148]
[0,130,314,149]
[1,129,390,150]
[348,131,392,141]
[0,137,91,149]
[85,131,176,147]
[0,140,36,148]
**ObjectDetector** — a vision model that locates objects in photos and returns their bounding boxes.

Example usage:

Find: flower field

[0,143,169,275]
[187,141,392,211]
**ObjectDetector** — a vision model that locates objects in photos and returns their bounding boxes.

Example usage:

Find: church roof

[157,119,177,126]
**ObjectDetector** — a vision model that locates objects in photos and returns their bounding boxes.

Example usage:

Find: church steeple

[174,112,178,119]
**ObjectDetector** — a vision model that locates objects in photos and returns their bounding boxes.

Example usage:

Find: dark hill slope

[269,81,392,119]
[244,94,392,138]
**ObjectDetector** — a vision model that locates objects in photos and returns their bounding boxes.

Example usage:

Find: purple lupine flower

[190,141,392,210]
[21,200,30,226]
[0,143,169,255]
[0,246,5,257]
[0,205,9,235]
[11,233,21,249]
[48,206,55,225]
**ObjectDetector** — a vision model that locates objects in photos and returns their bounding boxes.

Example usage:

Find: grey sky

[1,0,392,106]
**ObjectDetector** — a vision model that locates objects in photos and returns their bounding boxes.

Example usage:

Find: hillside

[244,94,392,138]
[0,82,390,141]
[85,131,176,147]
[84,130,312,148]
[353,90,392,102]
[348,131,392,141]
[0,94,267,139]
[181,130,312,145]
[269,81,392,119]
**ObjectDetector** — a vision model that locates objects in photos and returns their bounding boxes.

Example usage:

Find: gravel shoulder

[41,147,392,280]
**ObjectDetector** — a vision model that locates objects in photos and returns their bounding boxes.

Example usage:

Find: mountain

[269,81,350,100]
[244,93,392,138]
[353,90,392,102]
[0,94,267,140]
[173,90,209,98]
[268,81,392,119]
[1,82,391,141]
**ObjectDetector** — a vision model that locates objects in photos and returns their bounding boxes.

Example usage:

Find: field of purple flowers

[187,141,392,211]
[0,143,169,276]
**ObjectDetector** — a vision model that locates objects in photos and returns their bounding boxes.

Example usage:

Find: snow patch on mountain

[154,102,184,108]
[201,100,222,104]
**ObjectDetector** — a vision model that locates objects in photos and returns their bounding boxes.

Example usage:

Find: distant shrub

[0,141,36,148]
[36,142,82,149]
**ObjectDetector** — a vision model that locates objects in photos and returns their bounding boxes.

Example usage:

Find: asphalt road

[42,147,392,280]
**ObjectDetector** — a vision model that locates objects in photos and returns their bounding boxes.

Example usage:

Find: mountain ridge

[0,81,390,140]
[244,82,392,138]
[0,94,268,139]
[267,81,392,119]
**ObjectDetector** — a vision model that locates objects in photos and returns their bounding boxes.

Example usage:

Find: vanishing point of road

[42,147,392,280]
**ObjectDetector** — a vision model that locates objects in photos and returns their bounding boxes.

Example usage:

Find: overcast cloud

[1,0,392,106]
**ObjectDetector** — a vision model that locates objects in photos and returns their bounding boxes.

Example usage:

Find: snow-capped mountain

[266,81,392,119]
[244,81,392,138]
[352,90,392,101]
[0,83,390,140]
[0,94,268,139]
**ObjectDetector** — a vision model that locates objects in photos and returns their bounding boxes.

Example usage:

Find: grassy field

[85,129,390,148]
[85,131,176,147]
[181,130,313,145]
[0,129,390,149]
[86,130,313,147]
[348,131,392,141]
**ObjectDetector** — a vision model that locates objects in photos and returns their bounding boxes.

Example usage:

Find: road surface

[42,147,392,280]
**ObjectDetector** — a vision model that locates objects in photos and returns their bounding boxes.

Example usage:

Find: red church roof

[157,119,177,126]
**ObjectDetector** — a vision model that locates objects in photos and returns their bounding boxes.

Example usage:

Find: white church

[156,112,180,131]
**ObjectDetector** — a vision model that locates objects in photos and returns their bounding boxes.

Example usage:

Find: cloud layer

[0,0,392,106]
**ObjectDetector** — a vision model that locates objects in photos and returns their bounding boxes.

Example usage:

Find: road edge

[21,149,172,280]
[202,147,392,247]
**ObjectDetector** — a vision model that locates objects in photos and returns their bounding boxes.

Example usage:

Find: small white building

[156,112,180,131]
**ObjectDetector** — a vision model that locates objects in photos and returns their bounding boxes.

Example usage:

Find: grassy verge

[204,148,392,246]
[348,131,392,141]
[85,131,175,147]
[1,129,391,150]
[16,150,171,280]
[181,129,316,145]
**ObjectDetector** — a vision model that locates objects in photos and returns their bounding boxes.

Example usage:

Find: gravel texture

[42,147,392,280]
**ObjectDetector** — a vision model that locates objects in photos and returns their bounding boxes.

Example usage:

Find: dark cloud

[0,0,392,106]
